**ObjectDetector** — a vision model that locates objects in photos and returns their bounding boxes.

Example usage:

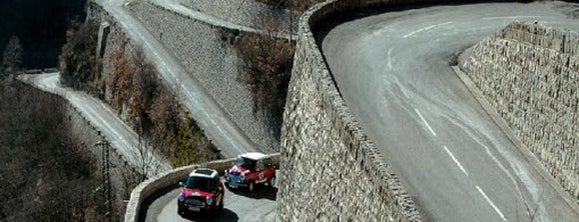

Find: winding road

[144,175,279,222]
[323,1,579,221]
[150,0,292,39]
[96,0,258,158]
[21,1,579,221]
[17,73,171,176]
[20,0,281,221]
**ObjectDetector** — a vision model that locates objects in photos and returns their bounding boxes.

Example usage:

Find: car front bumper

[178,201,214,214]
[224,180,248,188]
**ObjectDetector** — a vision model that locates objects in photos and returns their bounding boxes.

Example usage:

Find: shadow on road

[139,184,181,222]
[179,209,239,222]
[227,186,278,201]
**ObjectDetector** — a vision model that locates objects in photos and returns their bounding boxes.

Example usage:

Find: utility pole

[96,140,112,220]
[289,0,293,42]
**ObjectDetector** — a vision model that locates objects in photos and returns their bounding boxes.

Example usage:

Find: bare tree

[1,35,23,78]
[135,136,165,182]
[0,81,103,221]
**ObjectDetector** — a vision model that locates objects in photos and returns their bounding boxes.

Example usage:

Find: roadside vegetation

[0,78,105,221]
[59,20,104,97]
[59,20,219,168]
[107,47,220,167]
[234,31,295,123]
[220,15,295,135]
[0,35,23,79]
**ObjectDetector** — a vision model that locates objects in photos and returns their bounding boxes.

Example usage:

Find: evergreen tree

[1,35,23,78]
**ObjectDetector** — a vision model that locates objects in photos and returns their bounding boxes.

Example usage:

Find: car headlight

[206,197,213,205]
[178,194,185,202]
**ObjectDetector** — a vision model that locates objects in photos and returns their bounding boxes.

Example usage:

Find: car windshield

[185,176,215,191]
[234,157,255,171]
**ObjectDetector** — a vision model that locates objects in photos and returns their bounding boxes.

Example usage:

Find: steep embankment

[0,80,102,221]
[128,1,281,154]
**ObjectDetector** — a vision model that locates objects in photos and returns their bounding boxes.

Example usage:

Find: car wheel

[268,176,276,187]
[248,181,255,192]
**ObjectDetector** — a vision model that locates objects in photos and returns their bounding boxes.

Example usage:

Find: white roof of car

[189,168,219,179]
[240,152,268,160]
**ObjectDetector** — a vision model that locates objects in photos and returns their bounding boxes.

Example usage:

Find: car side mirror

[179,181,185,187]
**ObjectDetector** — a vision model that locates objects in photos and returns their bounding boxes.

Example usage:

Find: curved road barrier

[124,153,280,222]
[281,0,579,221]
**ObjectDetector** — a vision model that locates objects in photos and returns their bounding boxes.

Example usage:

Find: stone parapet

[124,153,280,222]
[278,0,483,221]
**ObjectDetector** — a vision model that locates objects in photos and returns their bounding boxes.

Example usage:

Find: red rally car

[177,168,224,215]
[224,152,276,192]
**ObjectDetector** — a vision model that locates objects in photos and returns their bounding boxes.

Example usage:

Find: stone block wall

[127,1,281,153]
[88,1,137,96]
[462,21,579,200]
[64,92,143,220]
[278,0,481,221]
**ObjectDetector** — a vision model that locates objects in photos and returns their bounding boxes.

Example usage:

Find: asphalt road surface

[17,73,171,175]
[17,73,278,221]
[92,0,281,220]
[151,0,291,39]
[322,1,579,221]
[144,176,278,222]
[96,0,257,158]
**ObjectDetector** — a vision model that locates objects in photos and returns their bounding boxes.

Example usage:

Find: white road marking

[129,10,248,157]
[476,185,508,221]
[404,22,452,38]
[387,47,394,70]
[443,146,469,176]
[415,108,437,137]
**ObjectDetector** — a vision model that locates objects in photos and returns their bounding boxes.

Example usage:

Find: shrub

[0,79,102,221]
[59,20,103,97]
[106,47,219,167]
[234,31,295,123]
[0,35,23,78]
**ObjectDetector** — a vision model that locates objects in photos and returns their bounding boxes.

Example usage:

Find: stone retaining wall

[65,97,144,220]
[278,0,476,221]
[123,153,280,222]
[127,1,282,153]
[89,0,579,220]
[462,21,579,201]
